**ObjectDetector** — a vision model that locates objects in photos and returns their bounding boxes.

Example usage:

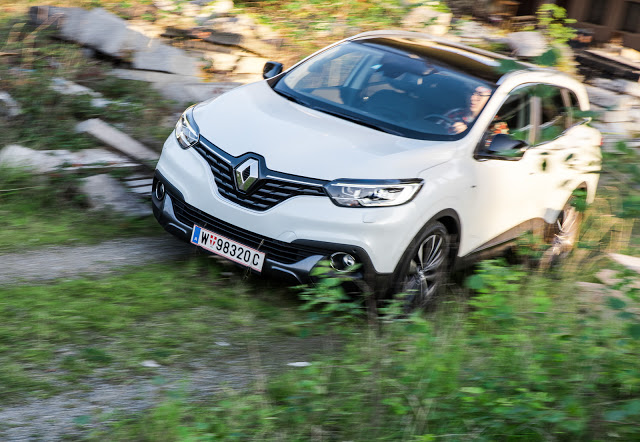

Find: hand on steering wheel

[423,114,466,134]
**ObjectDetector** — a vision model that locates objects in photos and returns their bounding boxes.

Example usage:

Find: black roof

[353,34,523,84]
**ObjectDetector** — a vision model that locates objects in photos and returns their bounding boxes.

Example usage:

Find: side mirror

[263,61,283,79]
[486,133,528,155]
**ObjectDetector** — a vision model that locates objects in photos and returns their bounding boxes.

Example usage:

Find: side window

[537,85,568,144]
[478,86,533,157]
[495,87,533,143]
[566,89,582,126]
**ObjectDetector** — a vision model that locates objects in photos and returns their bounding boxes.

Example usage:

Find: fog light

[155,182,165,200]
[330,252,356,272]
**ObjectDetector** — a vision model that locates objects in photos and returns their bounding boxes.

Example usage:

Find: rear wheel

[393,221,450,311]
[539,197,583,270]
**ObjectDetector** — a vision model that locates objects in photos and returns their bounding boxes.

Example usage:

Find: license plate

[190,225,265,272]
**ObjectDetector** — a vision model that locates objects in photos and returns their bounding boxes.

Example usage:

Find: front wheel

[392,221,450,312]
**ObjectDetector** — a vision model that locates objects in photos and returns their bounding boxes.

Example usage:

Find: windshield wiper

[273,89,313,107]
[318,108,405,136]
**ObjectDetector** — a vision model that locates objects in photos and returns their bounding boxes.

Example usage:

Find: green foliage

[0,166,161,253]
[536,3,577,46]
[295,261,365,331]
[103,260,640,440]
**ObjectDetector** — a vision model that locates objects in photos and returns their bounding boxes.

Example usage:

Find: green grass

[0,258,304,403]
[93,261,640,441]
[0,167,161,253]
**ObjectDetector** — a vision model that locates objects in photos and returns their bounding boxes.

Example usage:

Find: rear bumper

[152,170,392,292]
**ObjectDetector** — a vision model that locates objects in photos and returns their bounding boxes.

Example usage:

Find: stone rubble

[76,119,159,164]
[507,31,547,58]
[0,144,137,174]
[50,77,113,108]
[110,68,241,104]
[585,78,640,143]
[401,5,453,36]
[0,91,21,117]
[81,173,150,217]
[29,6,202,77]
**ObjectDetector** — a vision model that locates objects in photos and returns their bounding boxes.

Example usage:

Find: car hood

[193,81,455,180]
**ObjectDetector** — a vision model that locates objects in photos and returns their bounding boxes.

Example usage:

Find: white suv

[152,31,601,308]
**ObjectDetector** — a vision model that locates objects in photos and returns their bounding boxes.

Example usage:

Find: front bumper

[152,171,392,292]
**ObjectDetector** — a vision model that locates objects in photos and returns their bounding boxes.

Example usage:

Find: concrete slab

[204,52,238,71]
[0,145,137,173]
[0,91,21,117]
[76,119,159,163]
[34,6,202,76]
[129,185,153,195]
[609,253,640,274]
[109,69,239,103]
[234,56,268,74]
[125,178,153,187]
[81,174,150,217]
[585,85,636,110]
[132,39,201,77]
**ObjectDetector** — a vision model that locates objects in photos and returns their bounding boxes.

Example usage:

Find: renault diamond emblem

[234,158,259,193]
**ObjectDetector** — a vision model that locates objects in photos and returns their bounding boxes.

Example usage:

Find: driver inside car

[445,85,493,134]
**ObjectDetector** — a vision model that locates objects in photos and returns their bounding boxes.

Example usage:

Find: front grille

[170,191,332,265]
[192,142,327,211]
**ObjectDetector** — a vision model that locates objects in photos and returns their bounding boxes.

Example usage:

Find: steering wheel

[423,114,456,126]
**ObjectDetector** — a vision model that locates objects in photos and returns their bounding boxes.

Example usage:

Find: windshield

[272,40,495,141]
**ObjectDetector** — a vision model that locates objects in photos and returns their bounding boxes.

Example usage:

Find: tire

[539,196,583,270]
[392,221,451,312]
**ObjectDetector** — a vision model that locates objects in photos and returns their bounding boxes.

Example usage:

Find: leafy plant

[536,3,577,46]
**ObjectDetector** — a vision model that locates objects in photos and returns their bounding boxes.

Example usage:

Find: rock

[81,174,150,217]
[609,253,640,274]
[215,341,231,347]
[199,29,274,57]
[228,73,263,84]
[140,360,161,368]
[234,56,268,74]
[402,6,452,36]
[76,119,159,164]
[153,0,177,11]
[591,78,640,100]
[212,0,234,15]
[455,20,493,43]
[50,77,101,97]
[50,78,115,108]
[0,144,138,173]
[132,39,201,77]
[507,31,548,58]
[204,52,238,71]
[287,362,311,367]
[602,109,632,123]
[124,178,153,196]
[0,91,21,117]
[32,7,202,76]
[110,68,240,103]
[620,47,640,63]
[585,85,636,110]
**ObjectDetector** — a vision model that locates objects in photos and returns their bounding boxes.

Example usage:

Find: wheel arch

[434,209,461,266]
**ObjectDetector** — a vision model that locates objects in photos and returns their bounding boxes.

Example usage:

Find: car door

[463,84,551,254]
[531,86,601,216]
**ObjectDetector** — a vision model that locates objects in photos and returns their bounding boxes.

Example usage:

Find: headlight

[325,179,423,207]
[175,105,199,149]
